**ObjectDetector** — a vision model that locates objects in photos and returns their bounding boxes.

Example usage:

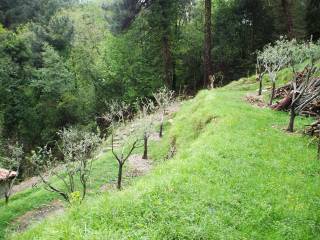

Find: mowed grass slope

[13,84,320,239]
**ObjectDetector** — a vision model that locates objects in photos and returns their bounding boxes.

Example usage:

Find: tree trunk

[117,163,123,190]
[143,133,148,160]
[287,104,296,132]
[159,121,163,138]
[281,0,294,39]
[270,82,276,105]
[258,76,263,95]
[4,181,11,205]
[203,0,213,88]
[5,193,9,205]
[271,93,292,110]
[162,35,173,88]
[80,173,87,202]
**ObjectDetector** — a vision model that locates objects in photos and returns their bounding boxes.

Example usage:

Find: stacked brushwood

[305,121,320,137]
[271,70,307,111]
[271,68,320,136]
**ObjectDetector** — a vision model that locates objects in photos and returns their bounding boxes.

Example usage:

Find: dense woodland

[0,0,320,177]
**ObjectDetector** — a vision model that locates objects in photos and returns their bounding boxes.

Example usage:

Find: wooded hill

[1,0,320,238]
[0,0,320,167]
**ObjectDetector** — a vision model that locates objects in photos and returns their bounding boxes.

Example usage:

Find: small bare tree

[258,38,290,105]
[103,100,142,190]
[153,87,175,138]
[32,128,101,203]
[111,135,141,190]
[103,100,130,125]
[136,98,156,160]
[1,142,23,204]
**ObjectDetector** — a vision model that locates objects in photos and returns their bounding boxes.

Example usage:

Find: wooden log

[271,93,292,111]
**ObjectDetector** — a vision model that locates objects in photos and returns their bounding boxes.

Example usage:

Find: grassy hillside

[0,153,119,239]
[11,78,320,239]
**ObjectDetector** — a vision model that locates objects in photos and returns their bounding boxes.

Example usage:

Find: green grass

[10,80,320,239]
[0,152,119,239]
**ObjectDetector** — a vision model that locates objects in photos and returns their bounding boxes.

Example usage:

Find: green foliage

[33,44,73,93]
[213,0,275,82]
[1,0,318,157]
[0,0,75,29]
[0,142,24,171]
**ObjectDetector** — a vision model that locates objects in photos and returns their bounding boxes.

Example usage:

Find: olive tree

[258,38,290,105]
[1,142,23,204]
[32,128,101,203]
[102,100,130,132]
[111,134,141,190]
[103,100,142,190]
[153,87,175,138]
[136,98,156,160]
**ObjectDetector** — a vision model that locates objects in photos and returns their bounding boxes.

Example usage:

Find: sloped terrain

[12,80,320,240]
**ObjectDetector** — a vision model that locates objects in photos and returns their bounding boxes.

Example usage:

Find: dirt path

[127,154,152,176]
[11,200,64,233]
[12,176,41,194]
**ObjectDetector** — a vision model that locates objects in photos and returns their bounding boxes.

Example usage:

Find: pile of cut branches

[305,120,320,137]
[271,69,320,118]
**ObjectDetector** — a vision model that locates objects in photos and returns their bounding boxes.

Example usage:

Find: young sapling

[136,97,156,160]
[32,128,101,203]
[258,38,290,105]
[153,87,175,138]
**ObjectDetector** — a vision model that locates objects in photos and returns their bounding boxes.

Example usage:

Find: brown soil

[12,200,64,233]
[128,154,152,175]
[12,176,41,194]
[149,132,161,142]
[245,94,266,108]
[99,183,116,192]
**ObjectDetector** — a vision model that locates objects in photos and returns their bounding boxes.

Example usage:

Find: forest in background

[0,0,320,177]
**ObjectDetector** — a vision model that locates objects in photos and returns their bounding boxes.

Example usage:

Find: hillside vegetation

[1,1,320,239]
[12,78,320,239]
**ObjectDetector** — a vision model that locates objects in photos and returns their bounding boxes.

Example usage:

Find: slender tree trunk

[159,121,163,138]
[203,0,213,88]
[143,133,148,160]
[270,82,276,105]
[258,76,263,95]
[281,0,294,39]
[80,173,87,202]
[162,35,173,88]
[5,193,9,205]
[117,163,123,190]
[4,180,13,205]
[287,104,296,132]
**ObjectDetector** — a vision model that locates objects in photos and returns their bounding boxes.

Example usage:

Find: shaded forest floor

[10,74,320,240]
